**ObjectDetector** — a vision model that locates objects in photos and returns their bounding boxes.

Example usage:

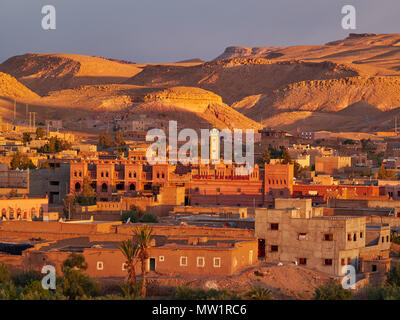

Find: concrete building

[255,199,391,277]
[29,163,70,205]
[0,163,29,196]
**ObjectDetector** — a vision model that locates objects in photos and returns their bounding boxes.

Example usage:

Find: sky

[0,0,399,63]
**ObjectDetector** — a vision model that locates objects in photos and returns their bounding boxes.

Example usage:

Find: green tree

[10,151,36,170]
[367,284,400,300]
[115,130,125,146]
[343,139,355,145]
[118,239,139,294]
[0,264,10,285]
[75,177,96,205]
[99,129,114,148]
[387,263,400,287]
[22,132,32,144]
[281,149,292,164]
[61,253,100,299]
[12,270,41,287]
[62,195,76,220]
[134,225,153,297]
[378,166,397,180]
[260,148,271,165]
[35,127,46,140]
[313,282,353,300]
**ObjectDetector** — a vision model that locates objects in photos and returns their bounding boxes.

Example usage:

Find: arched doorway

[101,183,108,193]
[75,182,81,192]
[129,183,136,191]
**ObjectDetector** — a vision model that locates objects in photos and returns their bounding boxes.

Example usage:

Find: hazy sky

[0,0,399,63]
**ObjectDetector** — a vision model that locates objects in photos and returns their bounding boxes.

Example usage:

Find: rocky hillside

[0,53,142,95]
[125,58,358,104]
[0,72,39,100]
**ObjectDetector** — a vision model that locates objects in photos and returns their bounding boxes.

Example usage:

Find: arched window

[162,173,165,179]
[1,208,6,218]
[74,171,77,177]
[129,184,136,191]
[157,173,160,178]
[128,172,132,178]
[75,182,81,192]
[101,172,104,177]
[133,172,137,178]
[106,172,109,178]
[101,183,108,193]
[79,171,82,177]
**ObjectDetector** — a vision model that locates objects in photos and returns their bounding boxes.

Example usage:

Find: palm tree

[134,224,153,297]
[118,239,139,293]
[244,286,273,300]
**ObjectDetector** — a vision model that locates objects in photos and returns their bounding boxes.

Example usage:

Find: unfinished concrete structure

[255,198,391,277]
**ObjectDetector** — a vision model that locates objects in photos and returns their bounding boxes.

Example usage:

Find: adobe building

[0,220,257,278]
[70,158,294,207]
[0,196,48,220]
[315,156,352,175]
[18,235,257,278]
[255,198,391,279]
[293,184,383,205]
[190,163,293,208]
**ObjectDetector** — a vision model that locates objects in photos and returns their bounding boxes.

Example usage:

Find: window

[279,191,284,196]
[372,265,377,272]
[360,232,363,238]
[353,234,357,241]
[180,256,187,266]
[324,259,333,266]
[122,263,127,271]
[348,233,352,241]
[49,181,59,186]
[213,257,221,268]
[347,258,351,265]
[270,223,279,231]
[194,187,199,193]
[197,257,205,267]
[298,233,307,240]
[387,235,389,242]
[299,258,307,265]
[237,188,241,193]
[97,261,104,270]
[341,258,345,266]
[382,236,384,243]
[324,234,333,241]
[216,188,220,193]
[271,245,278,252]
[159,256,165,262]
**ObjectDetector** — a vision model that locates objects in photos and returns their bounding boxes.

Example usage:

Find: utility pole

[26,104,28,120]
[13,100,16,120]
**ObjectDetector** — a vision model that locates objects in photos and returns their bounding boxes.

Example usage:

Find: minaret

[209,128,219,164]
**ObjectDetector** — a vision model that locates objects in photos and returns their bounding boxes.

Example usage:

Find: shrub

[12,270,42,287]
[313,282,353,300]
[0,264,10,285]
[243,287,273,300]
